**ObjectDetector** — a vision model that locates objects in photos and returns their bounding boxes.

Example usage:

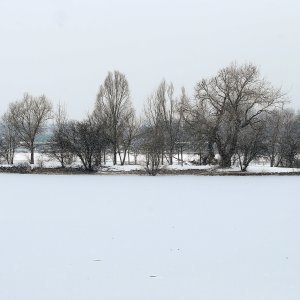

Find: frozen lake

[0,174,299,300]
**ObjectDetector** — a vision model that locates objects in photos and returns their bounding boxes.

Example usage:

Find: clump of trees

[1,64,300,174]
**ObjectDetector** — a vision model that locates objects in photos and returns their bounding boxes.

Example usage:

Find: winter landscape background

[1,0,300,299]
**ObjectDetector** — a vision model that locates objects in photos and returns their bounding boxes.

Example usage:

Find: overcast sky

[0,0,299,119]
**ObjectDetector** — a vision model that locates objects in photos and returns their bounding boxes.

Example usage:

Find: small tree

[142,127,163,176]
[276,110,300,167]
[263,109,300,167]
[0,113,20,164]
[65,117,106,171]
[117,113,140,165]
[264,110,283,167]
[47,104,74,168]
[236,120,266,171]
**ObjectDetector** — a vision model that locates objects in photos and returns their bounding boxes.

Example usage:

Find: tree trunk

[241,165,248,172]
[181,146,183,166]
[113,144,117,165]
[207,140,215,164]
[30,144,34,164]
[121,150,127,165]
[169,149,173,165]
[99,149,102,166]
[270,154,275,167]
[219,155,232,167]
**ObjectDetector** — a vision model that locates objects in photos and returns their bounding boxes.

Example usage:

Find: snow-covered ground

[4,151,300,174]
[99,164,300,174]
[217,165,300,173]
[0,175,299,300]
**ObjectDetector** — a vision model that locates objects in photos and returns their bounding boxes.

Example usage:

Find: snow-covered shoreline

[1,163,300,176]
[1,152,300,175]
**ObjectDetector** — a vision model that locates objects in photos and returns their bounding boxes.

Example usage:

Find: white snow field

[0,175,300,300]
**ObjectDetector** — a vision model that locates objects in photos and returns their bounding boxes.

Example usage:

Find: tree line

[1,63,299,174]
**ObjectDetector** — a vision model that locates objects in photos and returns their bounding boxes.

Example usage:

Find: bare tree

[8,93,53,164]
[94,71,134,165]
[0,113,20,164]
[194,63,285,167]
[144,145,161,175]
[65,117,106,171]
[263,109,300,167]
[143,80,183,165]
[140,92,168,175]
[117,113,140,165]
[236,120,266,171]
[141,125,163,176]
[276,109,300,167]
[47,104,74,168]
[130,128,144,165]
[180,88,216,165]
[155,81,180,165]
[264,110,283,167]
[143,91,165,162]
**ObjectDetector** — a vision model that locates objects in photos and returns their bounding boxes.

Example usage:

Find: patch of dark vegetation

[0,166,98,175]
[1,165,300,176]
[202,171,300,176]
[0,165,31,174]
[158,168,209,175]
[145,169,300,176]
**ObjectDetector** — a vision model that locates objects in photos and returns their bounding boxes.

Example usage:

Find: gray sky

[0,0,299,119]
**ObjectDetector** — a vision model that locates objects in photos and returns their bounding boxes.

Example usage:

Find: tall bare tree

[94,71,134,165]
[156,80,181,165]
[143,80,182,165]
[8,93,53,164]
[143,90,165,165]
[194,63,285,167]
